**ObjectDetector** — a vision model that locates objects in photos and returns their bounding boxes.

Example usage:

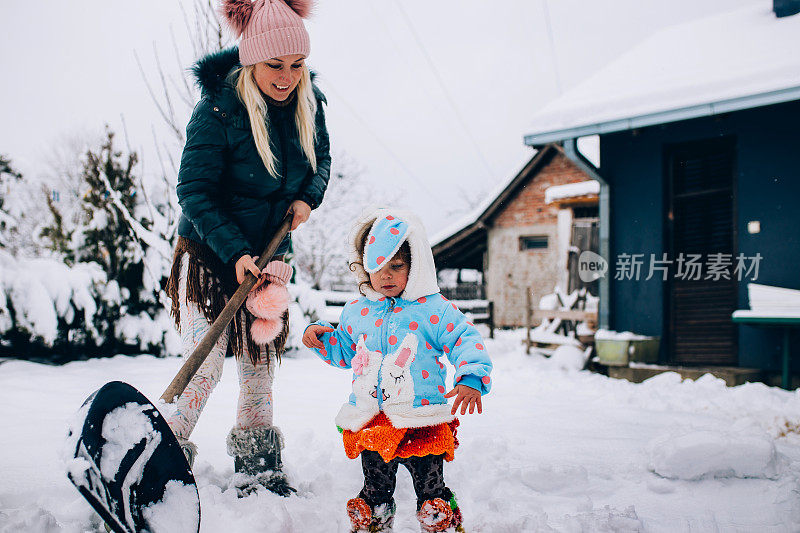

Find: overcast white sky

[0,0,759,233]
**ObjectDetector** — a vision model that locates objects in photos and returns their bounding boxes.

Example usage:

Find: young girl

[303,208,492,532]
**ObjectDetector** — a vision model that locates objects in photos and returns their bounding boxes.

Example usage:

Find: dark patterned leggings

[359,451,452,510]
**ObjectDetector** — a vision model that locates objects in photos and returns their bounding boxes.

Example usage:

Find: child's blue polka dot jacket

[304,208,493,432]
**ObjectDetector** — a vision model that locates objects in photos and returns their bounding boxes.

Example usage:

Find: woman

[164,0,330,497]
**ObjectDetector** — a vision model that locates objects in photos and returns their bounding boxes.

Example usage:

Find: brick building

[432,143,595,327]
[521,2,800,380]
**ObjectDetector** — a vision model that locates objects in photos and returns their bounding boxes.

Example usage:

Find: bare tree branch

[152,42,178,127]
[170,25,195,106]
[134,49,184,142]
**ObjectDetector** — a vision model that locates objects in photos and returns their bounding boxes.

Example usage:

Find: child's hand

[444,384,483,415]
[302,324,334,349]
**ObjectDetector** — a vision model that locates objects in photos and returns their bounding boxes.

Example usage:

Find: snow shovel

[65,214,293,533]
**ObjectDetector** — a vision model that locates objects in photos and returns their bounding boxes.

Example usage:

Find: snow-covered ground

[2,328,800,532]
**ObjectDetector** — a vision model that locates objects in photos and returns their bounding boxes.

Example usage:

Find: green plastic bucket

[596,336,660,366]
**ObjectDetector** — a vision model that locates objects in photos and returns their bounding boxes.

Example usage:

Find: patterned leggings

[167,254,275,440]
[359,450,452,510]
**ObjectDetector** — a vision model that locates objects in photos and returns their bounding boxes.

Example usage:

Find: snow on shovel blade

[65,381,200,533]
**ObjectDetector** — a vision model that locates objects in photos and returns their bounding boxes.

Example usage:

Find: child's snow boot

[417,495,464,532]
[346,497,396,532]
[226,426,296,497]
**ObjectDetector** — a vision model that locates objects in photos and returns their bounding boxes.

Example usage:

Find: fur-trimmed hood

[192,47,242,99]
[349,207,440,302]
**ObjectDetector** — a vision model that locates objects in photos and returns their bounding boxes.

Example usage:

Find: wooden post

[525,288,532,354]
[488,301,495,339]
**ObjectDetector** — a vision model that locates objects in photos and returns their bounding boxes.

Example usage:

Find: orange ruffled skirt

[342,412,459,463]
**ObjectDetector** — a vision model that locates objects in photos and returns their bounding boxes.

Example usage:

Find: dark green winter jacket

[176,47,331,264]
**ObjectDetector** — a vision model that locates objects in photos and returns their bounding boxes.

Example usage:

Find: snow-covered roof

[430,152,537,247]
[524,3,800,145]
[545,180,599,205]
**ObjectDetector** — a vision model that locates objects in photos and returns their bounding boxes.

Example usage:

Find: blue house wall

[600,99,800,372]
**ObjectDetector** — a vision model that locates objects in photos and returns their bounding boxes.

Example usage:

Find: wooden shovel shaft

[160,215,292,403]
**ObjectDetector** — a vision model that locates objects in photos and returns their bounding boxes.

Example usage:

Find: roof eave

[550,194,599,208]
[524,85,800,145]
[431,144,560,253]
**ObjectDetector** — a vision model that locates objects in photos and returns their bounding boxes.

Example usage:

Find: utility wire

[541,0,563,95]
[392,0,496,181]
[320,79,438,199]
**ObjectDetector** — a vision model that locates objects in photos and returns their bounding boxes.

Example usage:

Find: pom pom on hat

[221,0,313,64]
[220,0,256,36]
[283,0,313,18]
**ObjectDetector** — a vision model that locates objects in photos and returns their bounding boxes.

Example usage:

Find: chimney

[774,0,800,17]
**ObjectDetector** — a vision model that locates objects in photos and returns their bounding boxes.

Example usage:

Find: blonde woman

[164,0,329,496]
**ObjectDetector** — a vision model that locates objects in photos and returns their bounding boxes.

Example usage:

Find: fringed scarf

[165,236,288,367]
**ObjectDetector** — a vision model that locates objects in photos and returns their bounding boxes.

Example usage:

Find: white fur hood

[348,207,440,302]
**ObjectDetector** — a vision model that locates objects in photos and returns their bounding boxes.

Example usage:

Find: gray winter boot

[226,426,296,497]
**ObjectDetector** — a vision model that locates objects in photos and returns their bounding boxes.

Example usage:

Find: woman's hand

[302,324,334,349]
[235,254,263,286]
[444,384,483,415]
[287,200,311,231]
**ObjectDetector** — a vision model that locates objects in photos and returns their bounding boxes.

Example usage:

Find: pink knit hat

[220,0,312,66]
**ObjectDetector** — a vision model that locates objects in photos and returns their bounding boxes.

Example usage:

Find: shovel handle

[160,214,293,403]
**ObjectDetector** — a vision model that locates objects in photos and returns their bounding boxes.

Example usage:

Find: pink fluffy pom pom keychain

[247,283,290,346]
[250,314,285,346]
[245,260,293,346]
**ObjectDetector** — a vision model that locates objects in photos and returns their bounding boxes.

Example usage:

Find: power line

[541,0,563,95]
[320,79,439,199]
[391,0,496,181]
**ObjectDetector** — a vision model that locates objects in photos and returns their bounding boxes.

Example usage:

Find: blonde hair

[233,64,318,179]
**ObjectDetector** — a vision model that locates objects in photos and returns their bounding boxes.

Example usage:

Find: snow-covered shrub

[0,154,44,256]
[2,132,181,360]
[285,275,330,355]
[0,250,179,359]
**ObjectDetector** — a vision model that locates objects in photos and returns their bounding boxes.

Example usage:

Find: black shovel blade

[65,381,200,533]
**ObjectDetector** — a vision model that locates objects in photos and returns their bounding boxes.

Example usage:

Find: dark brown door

[666,137,737,365]
[568,216,599,295]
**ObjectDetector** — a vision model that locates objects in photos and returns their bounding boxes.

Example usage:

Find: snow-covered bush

[0,155,31,254]
[0,131,181,360]
[0,250,179,360]
[284,275,330,355]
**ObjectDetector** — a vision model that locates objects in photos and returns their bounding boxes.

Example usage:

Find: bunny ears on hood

[220,0,313,64]
[350,207,441,302]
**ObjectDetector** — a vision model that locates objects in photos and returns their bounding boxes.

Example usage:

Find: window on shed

[519,235,549,251]
[573,205,598,219]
